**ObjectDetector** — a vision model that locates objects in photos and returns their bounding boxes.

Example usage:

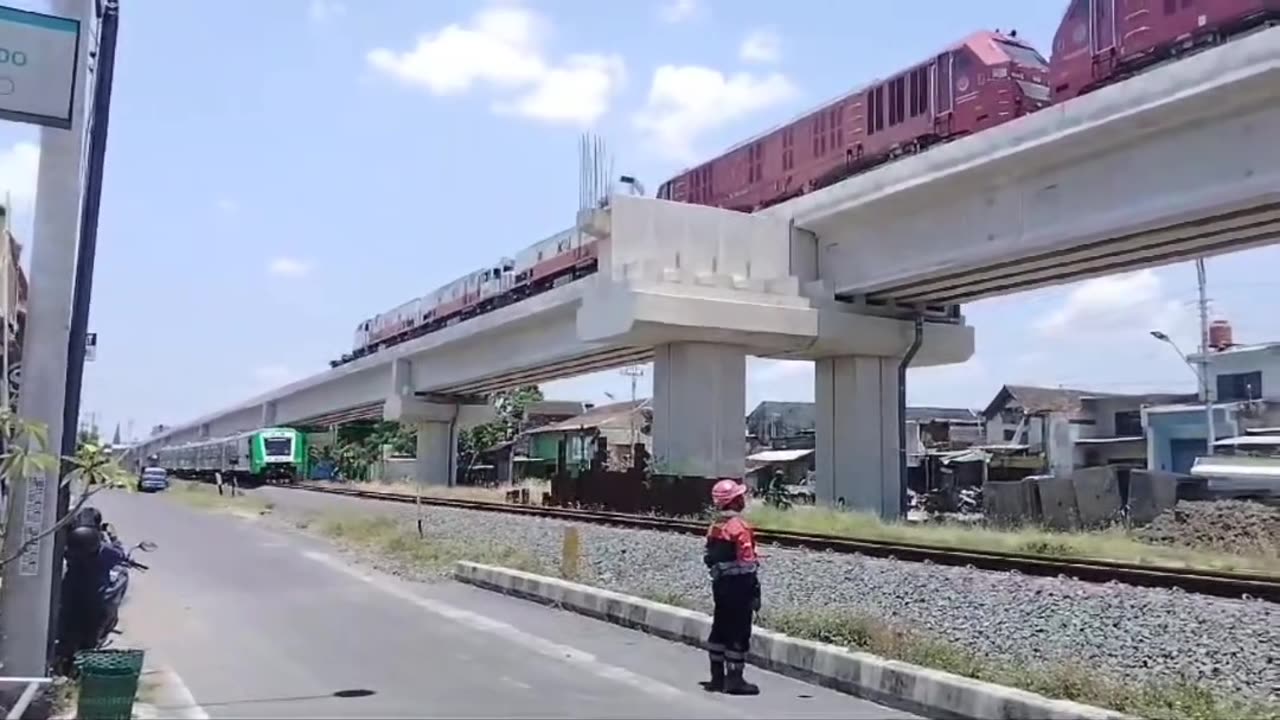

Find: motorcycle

[54,508,157,674]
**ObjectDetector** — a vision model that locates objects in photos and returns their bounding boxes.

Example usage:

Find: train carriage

[158,427,308,485]
[656,30,1050,212]
[1050,0,1280,103]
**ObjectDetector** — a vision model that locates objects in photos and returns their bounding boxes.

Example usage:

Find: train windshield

[998,41,1048,70]
[264,437,293,457]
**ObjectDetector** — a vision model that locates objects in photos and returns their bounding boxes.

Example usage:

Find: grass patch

[312,513,543,575]
[165,479,273,517]
[759,608,1279,720]
[337,479,552,505]
[745,504,1280,575]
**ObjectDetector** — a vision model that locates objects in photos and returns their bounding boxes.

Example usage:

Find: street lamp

[1149,330,1215,453]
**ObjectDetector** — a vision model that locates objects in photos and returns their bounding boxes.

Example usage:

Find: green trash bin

[75,648,146,720]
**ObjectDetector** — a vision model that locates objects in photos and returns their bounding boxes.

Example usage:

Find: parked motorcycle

[53,507,156,674]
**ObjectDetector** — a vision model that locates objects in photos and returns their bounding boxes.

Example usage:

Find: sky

[1,0,1278,441]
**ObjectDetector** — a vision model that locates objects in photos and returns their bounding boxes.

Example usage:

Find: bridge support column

[261,401,277,428]
[652,342,745,478]
[385,393,494,487]
[815,355,902,520]
[414,420,455,487]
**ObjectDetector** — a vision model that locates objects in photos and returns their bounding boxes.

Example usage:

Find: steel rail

[283,482,1280,603]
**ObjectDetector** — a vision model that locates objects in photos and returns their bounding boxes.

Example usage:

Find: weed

[744,504,1280,575]
[314,513,543,575]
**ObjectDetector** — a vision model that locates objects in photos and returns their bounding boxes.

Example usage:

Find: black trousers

[707,574,757,668]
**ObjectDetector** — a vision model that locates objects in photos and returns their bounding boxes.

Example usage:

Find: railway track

[284,482,1280,604]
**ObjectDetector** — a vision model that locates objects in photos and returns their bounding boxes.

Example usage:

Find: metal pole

[1195,258,1215,453]
[0,0,92,677]
[897,316,924,519]
[49,0,119,661]
[1,204,10,415]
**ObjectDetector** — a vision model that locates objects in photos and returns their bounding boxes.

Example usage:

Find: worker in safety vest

[701,478,761,695]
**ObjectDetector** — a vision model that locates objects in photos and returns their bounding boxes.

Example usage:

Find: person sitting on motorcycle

[57,509,131,663]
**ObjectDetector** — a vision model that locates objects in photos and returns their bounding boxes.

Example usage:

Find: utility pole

[619,366,645,450]
[0,0,93,677]
[1196,258,1215,454]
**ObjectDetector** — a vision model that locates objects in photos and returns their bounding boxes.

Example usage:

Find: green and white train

[156,427,309,484]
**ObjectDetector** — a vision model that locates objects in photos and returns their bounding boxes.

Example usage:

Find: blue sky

[1,0,1278,440]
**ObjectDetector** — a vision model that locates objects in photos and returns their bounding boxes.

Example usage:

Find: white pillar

[261,401,277,428]
[815,355,901,520]
[0,0,92,677]
[652,342,745,478]
[414,421,454,487]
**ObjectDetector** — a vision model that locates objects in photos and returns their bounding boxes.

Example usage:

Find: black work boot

[700,659,725,692]
[724,664,760,696]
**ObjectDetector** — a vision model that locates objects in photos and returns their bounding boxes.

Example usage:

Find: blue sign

[0,5,80,129]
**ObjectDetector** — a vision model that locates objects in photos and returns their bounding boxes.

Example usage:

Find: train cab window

[1163,0,1176,13]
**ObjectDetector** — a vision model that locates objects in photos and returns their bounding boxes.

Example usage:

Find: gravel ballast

[258,487,1280,702]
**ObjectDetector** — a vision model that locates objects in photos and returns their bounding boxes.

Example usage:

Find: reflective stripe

[706,642,726,653]
[724,650,746,662]
[726,661,745,672]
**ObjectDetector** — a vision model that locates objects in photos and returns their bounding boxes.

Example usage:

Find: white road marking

[141,664,210,720]
[302,550,722,707]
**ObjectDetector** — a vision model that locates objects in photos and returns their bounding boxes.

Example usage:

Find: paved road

[95,491,918,719]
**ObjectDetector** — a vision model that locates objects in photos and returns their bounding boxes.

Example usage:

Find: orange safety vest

[704,512,759,579]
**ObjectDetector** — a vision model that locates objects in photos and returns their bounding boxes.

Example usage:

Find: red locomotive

[1049,0,1278,103]
[655,31,1052,213]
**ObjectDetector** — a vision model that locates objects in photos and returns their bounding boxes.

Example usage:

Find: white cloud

[738,29,781,64]
[215,197,239,215]
[307,0,346,24]
[267,256,311,278]
[1034,269,1191,344]
[494,54,626,125]
[367,6,624,126]
[634,65,797,162]
[658,0,699,23]
[0,141,40,234]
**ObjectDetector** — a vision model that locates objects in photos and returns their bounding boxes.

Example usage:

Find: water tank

[1208,319,1234,351]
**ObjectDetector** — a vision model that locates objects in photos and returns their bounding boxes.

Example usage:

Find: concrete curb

[453,562,1134,720]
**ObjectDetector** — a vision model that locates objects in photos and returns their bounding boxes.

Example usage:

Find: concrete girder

[769,26,1280,304]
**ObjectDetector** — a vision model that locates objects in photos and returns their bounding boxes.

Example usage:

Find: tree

[1,409,135,567]
[76,426,100,449]
[456,385,544,471]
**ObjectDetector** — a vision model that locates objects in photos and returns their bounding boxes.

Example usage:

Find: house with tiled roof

[981,385,1196,474]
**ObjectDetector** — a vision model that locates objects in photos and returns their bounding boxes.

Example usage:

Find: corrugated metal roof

[747,449,814,464]
[983,385,1196,420]
[1191,455,1280,479]
[526,399,651,435]
[1214,435,1280,448]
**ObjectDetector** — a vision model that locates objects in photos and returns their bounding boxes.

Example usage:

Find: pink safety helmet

[711,478,747,508]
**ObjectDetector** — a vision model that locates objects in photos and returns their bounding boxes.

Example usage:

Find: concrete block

[1072,466,1123,528]
[452,562,1133,720]
[1035,475,1079,531]
[983,478,1040,525]
[1128,470,1179,525]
